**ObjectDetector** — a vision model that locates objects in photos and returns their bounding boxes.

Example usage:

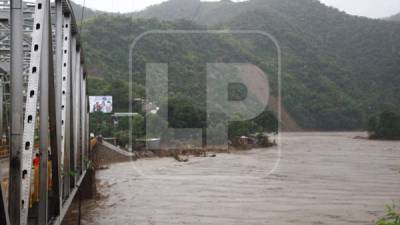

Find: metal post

[9,0,24,224]
[82,77,86,169]
[85,91,90,165]
[38,0,51,224]
[69,37,76,188]
[61,14,72,199]
[81,75,85,170]
[79,68,83,173]
[20,0,46,223]
[55,0,64,92]
[73,52,81,178]
[0,78,3,140]
[51,0,64,215]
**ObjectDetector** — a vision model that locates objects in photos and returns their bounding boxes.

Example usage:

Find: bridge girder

[0,0,89,225]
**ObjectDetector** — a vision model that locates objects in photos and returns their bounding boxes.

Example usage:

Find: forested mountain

[80,0,400,130]
[387,13,400,22]
[131,0,249,26]
[70,1,106,22]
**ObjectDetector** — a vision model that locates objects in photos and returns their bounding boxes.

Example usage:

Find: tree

[146,114,168,138]
[228,120,259,140]
[131,114,145,138]
[253,111,278,133]
[368,110,400,140]
[89,112,113,136]
[160,97,206,129]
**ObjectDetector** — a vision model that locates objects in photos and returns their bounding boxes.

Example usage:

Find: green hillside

[131,0,251,26]
[81,0,400,130]
[387,13,400,22]
[71,1,106,22]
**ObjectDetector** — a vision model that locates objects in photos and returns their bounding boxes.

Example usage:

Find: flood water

[77,132,400,225]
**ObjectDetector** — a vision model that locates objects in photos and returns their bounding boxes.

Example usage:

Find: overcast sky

[73,0,400,19]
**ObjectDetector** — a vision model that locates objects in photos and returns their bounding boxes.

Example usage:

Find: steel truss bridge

[0,0,90,225]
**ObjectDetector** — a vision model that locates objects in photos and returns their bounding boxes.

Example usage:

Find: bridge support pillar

[79,167,96,199]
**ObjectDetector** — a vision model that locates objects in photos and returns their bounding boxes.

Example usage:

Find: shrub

[368,110,400,140]
[377,205,400,225]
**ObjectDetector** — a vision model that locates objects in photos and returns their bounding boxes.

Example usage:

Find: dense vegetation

[387,13,400,22]
[90,106,278,148]
[71,1,104,22]
[82,16,280,141]
[377,205,400,225]
[368,109,400,140]
[78,0,400,131]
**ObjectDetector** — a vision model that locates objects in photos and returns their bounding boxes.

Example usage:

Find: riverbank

[94,137,278,167]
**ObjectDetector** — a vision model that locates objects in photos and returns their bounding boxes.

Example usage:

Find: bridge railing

[0,1,90,225]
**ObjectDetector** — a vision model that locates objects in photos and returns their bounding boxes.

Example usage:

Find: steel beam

[19,0,46,224]
[5,1,89,224]
[80,75,85,170]
[38,0,51,223]
[50,0,64,216]
[85,91,89,165]
[0,78,3,139]
[69,36,77,188]
[61,15,72,199]
[55,0,64,93]
[72,49,82,183]
[79,67,83,173]
[9,0,24,224]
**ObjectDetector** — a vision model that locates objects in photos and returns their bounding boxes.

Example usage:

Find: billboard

[89,96,113,113]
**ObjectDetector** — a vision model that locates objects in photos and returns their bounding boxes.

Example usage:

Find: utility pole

[9,0,24,224]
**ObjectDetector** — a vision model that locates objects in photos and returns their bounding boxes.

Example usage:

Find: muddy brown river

[75,132,400,225]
